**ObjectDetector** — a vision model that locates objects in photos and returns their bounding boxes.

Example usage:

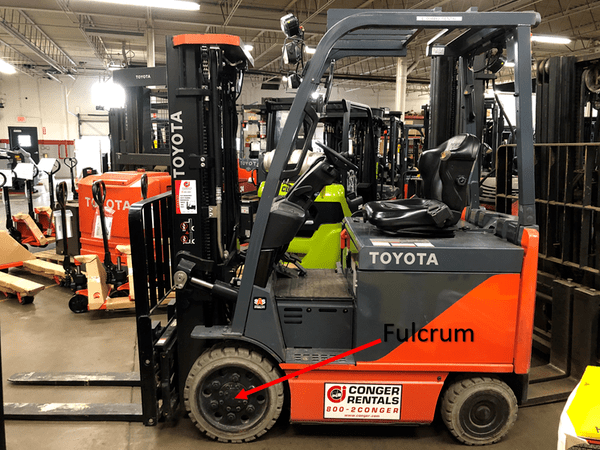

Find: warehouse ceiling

[0,0,598,92]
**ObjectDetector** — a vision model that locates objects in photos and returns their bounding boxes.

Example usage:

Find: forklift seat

[364,134,479,235]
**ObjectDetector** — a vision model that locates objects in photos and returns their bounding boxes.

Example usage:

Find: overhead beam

[55,0,110,68]
[0,8,75,73]
[302,0,337,25]
[223,0,243,27]
[246,68,430,85]
[0,37,39,77]
[542,2,600,24]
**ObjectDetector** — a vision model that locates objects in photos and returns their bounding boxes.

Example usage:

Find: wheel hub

[462,395,506,435]
[473,404,493,423]
[199,366,267,430]
[220,382,246,413]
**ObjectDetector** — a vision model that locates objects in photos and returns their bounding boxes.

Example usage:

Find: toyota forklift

[125,8,541,446]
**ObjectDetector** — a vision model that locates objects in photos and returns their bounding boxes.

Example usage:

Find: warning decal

[93,212,113,240]
[324,383,401,420]
[175,180,197,214]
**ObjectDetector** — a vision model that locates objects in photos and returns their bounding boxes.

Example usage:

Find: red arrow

[235,338,382,400]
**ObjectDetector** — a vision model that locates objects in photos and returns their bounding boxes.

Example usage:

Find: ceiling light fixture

[0,58,16,74]
[244,44,254,52]
[90,0,199,11]
[92,80,126,109]
[305,46,316,55]
[531,35,571,45]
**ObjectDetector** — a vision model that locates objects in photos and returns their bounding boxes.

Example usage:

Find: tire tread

[441,376,517,446]
[183,343,284,443]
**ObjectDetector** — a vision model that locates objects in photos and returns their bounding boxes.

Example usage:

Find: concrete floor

[0,189,566,449]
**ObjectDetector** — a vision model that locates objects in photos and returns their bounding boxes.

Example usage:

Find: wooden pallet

[33,249,74,264]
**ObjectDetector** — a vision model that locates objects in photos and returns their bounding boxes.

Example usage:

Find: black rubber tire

[19,296,34,305]
[110,290,129,298]
[441,376,518,445]
[68,294,88,313]
[568,445,600,450]
[184,344,284,443]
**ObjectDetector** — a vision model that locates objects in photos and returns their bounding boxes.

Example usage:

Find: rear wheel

[441,376,517,445]
[19,296,34,305]
[68,294,88,313]
[184,344,284,443]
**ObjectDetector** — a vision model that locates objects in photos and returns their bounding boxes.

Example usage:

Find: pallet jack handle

[140,173,148,200]
[26,165,39,222]
[56,181,72,272]
[65,157,78,200]
[45,159,61,209]
[0,173,6,204]
[92,180,114,270]
[2,170,20,243]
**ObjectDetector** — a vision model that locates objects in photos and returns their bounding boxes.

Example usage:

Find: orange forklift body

[281,228,539,423]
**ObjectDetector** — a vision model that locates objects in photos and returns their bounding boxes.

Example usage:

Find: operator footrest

[528,363,567,383]
[9,371,140,387]
[522,376,579,406]
[285,348,355,365]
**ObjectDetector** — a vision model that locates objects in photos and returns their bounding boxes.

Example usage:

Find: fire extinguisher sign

[323,383,402,420]
[175,180,197,214]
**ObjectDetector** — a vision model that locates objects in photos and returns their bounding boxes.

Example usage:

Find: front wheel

[68,294,88,313]
[441,376,517,445]
[184,344,284,443]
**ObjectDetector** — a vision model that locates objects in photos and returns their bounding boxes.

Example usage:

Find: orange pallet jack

[11,162,48,248]
[69,245,135,313]
[33,158,61,238]
[67,179,143,313]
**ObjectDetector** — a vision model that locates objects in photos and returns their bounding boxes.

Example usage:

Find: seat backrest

[418,133,479,212]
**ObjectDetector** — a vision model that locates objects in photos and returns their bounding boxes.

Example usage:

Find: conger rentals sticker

[324,383,401,420]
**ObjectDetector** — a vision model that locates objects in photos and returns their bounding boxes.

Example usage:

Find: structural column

[395,58,407,117]
[146,8,155,68]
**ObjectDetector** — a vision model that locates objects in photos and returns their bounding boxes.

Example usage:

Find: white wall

[0,72,430,143]
[0,73,104,141]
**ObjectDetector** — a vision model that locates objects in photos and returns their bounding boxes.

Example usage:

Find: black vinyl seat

[364,134,479,236]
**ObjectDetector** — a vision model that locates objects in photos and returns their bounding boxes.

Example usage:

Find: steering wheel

[314,141,358,172]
